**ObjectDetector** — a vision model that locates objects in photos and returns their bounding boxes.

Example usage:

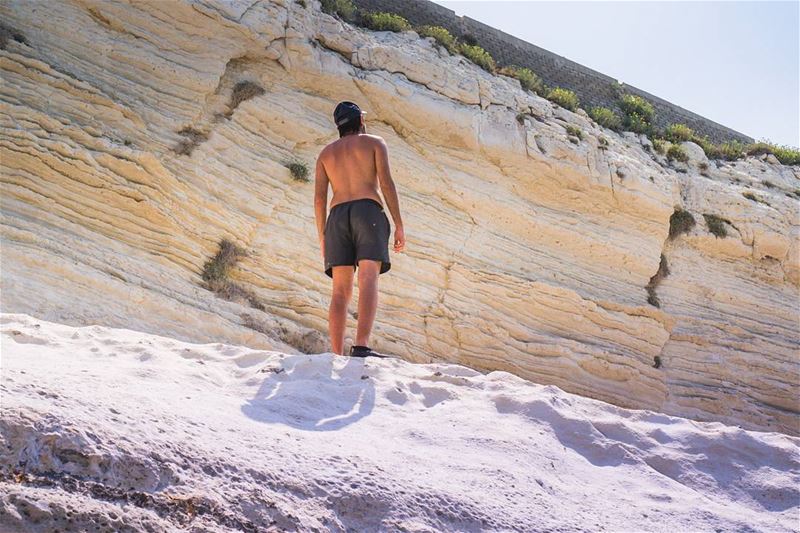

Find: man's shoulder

[363,133,385,144]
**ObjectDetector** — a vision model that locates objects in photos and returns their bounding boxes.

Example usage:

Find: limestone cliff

[1,0,798,435]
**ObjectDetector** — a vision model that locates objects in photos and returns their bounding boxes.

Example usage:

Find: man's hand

[393,225,405,253]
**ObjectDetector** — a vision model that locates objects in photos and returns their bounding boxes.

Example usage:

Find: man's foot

[348,345,390,358]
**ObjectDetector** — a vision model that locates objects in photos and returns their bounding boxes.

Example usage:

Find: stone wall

[351,0,754,144]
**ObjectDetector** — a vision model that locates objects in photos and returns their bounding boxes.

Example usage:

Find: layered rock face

[1,0,798,435]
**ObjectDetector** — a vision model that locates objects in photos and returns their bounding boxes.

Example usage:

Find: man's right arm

[374,137,405,252]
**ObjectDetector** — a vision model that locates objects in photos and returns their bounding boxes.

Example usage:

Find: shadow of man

[241,353,375,431]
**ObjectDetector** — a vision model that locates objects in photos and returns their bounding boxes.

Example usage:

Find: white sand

[1,313,798,532]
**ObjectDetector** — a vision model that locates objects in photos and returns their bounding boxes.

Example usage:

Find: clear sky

[432,1,799,147]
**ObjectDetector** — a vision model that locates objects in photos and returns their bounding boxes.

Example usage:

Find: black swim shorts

[324,198,391,278]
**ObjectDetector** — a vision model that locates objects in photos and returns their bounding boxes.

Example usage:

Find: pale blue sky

[432,1,799,147]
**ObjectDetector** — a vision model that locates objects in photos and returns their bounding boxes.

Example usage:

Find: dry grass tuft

[702,214,729,238]
[175,127,209,156]
[201,239,265,310]
[668,208,695,240]
[226,81,265,117]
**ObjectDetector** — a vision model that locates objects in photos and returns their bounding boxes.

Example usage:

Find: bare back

[320,133,383,209]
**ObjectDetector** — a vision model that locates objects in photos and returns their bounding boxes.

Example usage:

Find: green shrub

[566,125,583,140]
[702,214,728,238]
[201,240,264,310]
[692,136,744,161]
[716,140,745,161]
[619,94,655,135]
[360,11,411,32]
[665,123,694,143]
[666,144,689,163]
[652,138,666,155]
[589,107,622,131]
[286,159,309,182]
[668,208,695,239]
[623,112,653,135]
[745,141,800,165]
[619,94,655,121]
[498,65,546,96]
[416,25,457,53]
[202,239,247,285]
[321,0,356,21]
[546,87,579,111]
[768,145,800,165]
[458,42,496,72]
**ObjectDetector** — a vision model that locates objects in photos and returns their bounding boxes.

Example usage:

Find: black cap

[333,101,366,126]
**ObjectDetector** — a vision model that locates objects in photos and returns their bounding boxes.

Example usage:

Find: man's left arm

[314,155,329,256]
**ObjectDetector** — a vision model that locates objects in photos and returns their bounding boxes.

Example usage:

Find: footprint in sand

[385,386,408,406]
[408,381,454,408]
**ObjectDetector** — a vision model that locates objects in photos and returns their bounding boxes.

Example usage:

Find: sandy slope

[1,313,798,532]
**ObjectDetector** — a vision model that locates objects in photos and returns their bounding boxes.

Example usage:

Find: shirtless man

[314,101,405,357]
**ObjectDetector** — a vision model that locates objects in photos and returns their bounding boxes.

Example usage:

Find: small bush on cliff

[619,94,655,135]
[416,25,457,53]
[651,138,667,155]
[691,136,745,162]
[321,0,356,21]
[361,11,411,32]
[745,141,800,165]
[286,159,310,182]
[619,94,654,122]
[645,253,670,308]
[498,65,546,96]
[668,208,695,240]
[702,214,729,238]
[458,42,496,72]
[665,123,694,143]
[202,239,246,286]
[666,144,689,163]
[174,126,209,156]
[566,125,583,141]
[202,239,265,311]
[227,81,265,117]
[589,107,622,131]
[546,87,579,111]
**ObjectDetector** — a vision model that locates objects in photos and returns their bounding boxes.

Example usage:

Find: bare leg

[329,265,354,355]
[355,260,381,347]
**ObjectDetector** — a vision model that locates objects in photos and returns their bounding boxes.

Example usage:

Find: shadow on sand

[241,353,375,431]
